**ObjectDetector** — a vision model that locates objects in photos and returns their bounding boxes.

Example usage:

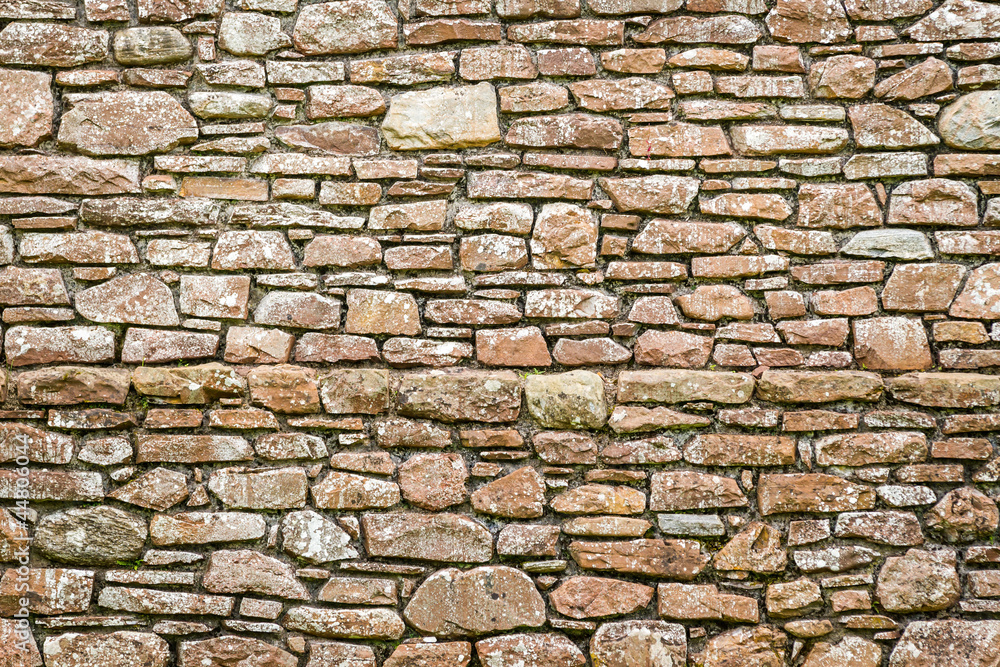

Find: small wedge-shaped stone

[404,565,546,636]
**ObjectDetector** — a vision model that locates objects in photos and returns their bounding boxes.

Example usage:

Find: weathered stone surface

[888,620,1000,667]
[254,291,342,330]
[600,176,699,214]
[178,637,295,667]
[203,549,308,599]
[950,263,1000,320]
[109,468,188,511]
[0,23,108,67]
[150,512,265,546]
[590,620,686,667]
[702,627,787,667]
[636,15,761,44]
[0,157,140,195]
[397,370,521,422]
[854,317,933,371]
[758,474,876,515]
[283,607,405,640]
[18,366,131,405]
[552,484,646,515]
[208,467,308,509]
[35,506,146,566]
[531,203,598,269]
[907,0,1000,41]
[292,0,397,55]
[926,487,999,543]
[888,372,1000,408]
[476,634,586,667]
[398,453,468,511]
[471,466,545,518]
[59,92,197,156]
[877,548,960,613]
[362,512,492,562]
[76,274,179,326]
[619,370,754,404]
[133,364,244,405]
[757,370,883,403]
[650,471,747,511]
[311,470,399,510]
[44,633,169,667]
[550,577,654,619]
[0,69,52,148]
[525,370,606,429]
[281,510,357,563]
[404,566,546,636]
[569,538,708,579]
[714,522,787,573]
[382,84,500,150]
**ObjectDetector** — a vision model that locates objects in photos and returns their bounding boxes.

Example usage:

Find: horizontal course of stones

[8,0,1000,665]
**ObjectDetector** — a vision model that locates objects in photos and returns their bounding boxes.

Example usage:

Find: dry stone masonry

[3,0,1000,665]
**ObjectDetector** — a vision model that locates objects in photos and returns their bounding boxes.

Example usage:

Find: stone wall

[1,0,1000,665]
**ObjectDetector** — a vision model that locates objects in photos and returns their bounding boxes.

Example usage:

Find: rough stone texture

[404,565,546,636]
[3,1,999,663]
